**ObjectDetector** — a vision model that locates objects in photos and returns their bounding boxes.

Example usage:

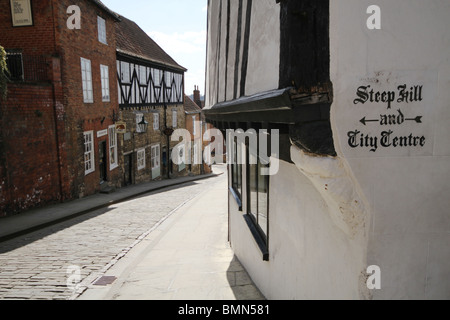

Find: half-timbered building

[204,0,450,300]
[115,15,187,184]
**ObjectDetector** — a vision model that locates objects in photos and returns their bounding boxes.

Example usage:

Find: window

[120,61,130,83]
[100,65,110,102]
[193,141,200,165]
[81,58,93,103]
[248,154,269,239]
[153,68,161,86]
[136,113,144,133]
[245,134,270,260]
[109,126,118,170]
[98,16,107,44]
[5,51,23,81]
[84,131,95,175]
[231,138,243,208]
[172,109,178,128]
[153,113,160,131]
[137,149,146,171]
[139,65,147,84]
[151,145,160,170]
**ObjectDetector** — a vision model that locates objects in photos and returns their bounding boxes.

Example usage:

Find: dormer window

[98,16,107,44]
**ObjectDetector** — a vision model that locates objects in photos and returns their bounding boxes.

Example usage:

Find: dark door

[99,141,107,183]
[162,147,167,178]
[124,154,133,186]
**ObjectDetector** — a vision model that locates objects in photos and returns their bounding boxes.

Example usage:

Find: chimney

[193,85,202,108]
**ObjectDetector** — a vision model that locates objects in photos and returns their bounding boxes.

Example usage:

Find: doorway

[124,154,133,186]
[99,141,107,184]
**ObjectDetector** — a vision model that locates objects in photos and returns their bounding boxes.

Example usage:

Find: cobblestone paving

[0,177,219,300]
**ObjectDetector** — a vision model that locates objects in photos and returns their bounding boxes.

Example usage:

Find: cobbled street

[0,170,225,300]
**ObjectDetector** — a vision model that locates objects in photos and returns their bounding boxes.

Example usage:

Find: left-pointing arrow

[360,117,379,126]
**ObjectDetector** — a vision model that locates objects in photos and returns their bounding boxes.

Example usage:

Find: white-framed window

[84,131,95,175]
[137,149,146,171]
[136,113,144,133]
[192,116,197,136]
[100,65,110,102]
[193,142,199,165]
[98,16,107,44]
[139,65,147,84]
[172,109,178,128]
[151,145,161,170]
[152,68,161,86]
[81,58,93,103]
[121,61,130,83]
[109,125,118,170]
[153,113,160,131]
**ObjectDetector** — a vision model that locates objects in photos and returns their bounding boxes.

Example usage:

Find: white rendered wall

[205,0,280,109]
[229,160,367,300]
[245,0,280,97]
[330,0,450,299]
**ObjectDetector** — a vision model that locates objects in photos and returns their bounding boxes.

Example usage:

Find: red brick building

[0,0,121,215]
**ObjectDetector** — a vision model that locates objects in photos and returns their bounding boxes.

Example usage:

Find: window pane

[258,162,269,237]
[98,16,107,44]
[173,110,177,128]
[249,162,258,222]
[81,58,93,102]
[121,62,130,83]
[136,114,143,133]
[153,114,159,130]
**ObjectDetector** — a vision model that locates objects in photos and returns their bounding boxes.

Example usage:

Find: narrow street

[0,165,258,300]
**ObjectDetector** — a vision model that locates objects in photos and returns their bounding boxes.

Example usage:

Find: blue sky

[101,0,208,96]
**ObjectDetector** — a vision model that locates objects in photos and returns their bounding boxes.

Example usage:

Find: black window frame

[245,133,270,261]
[230,137,243,211]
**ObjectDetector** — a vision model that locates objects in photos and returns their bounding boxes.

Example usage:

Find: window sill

[85,170,95,176]
[243,214,269,261]
[229,186,242,211]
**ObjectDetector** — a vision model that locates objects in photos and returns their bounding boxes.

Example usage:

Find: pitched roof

[184,95,202,114]
[115,15,186,72]
[88,0,120,21]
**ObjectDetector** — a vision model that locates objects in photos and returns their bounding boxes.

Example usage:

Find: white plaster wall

[205,0,280,108]
[205,0,220,109]
[245,0,280,96]
[229,160,366,300]
[330,0,450,299]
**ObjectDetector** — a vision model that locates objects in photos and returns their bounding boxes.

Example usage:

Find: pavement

[0,165,266,300]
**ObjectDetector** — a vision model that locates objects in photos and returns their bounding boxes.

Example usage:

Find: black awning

[203,87,332,127]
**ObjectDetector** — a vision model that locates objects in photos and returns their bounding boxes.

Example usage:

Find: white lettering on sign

[367,5,381,30]
[67,5,81,30]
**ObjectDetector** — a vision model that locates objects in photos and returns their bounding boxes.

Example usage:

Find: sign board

[340,71,436,157]
[10,0,33,27]
[97,129,108,138]
[115,121,127,134]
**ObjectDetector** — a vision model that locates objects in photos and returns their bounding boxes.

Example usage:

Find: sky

[101,0,208,97]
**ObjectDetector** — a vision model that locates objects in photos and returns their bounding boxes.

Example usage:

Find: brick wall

[0,83,61,215]
[0,0,56,55]
[55,0,121,198]
[0,0,122,214]
[0,0,64,215]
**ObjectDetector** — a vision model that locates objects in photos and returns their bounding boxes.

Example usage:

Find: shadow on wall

[226,255,266,300]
